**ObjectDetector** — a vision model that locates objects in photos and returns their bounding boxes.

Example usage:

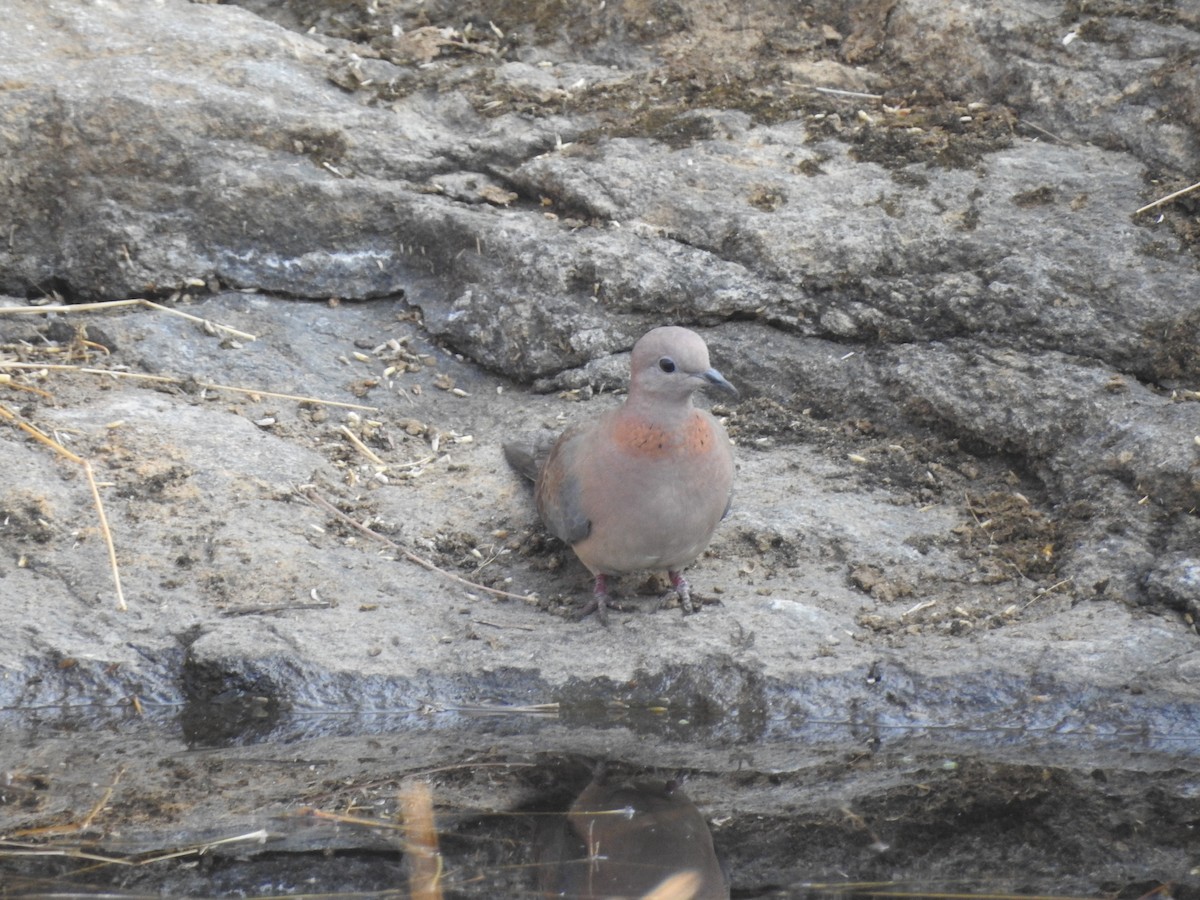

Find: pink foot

[662,570,696,615]
[577,574,623,625]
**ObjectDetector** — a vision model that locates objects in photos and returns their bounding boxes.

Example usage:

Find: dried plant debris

[0,491,58,544]
[954,491,1060,582]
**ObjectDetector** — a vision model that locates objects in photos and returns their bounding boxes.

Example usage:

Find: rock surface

[1,0,1199,894]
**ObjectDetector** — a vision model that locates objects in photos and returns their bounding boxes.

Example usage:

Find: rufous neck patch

[611,410,713,457]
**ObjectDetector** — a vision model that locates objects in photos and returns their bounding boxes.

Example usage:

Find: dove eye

[658,357,676,373]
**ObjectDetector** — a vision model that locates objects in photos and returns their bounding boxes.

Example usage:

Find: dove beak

[700,368,739,399]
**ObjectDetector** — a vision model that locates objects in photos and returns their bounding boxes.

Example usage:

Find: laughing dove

[537,769,729,899]
[505,326,737,623]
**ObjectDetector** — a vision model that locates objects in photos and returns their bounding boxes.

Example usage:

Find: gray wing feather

[535,427,592,546]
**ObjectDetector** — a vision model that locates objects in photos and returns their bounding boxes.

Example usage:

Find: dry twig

[0,403,126,611]
[1136,179,1200,216]
[0,362,379,412]
[340,424,388,467]
[302,487,537,603]
[0,297,257,341]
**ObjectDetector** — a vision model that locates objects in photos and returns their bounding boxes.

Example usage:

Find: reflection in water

[538,768,729,899]
[3,723,1195,897]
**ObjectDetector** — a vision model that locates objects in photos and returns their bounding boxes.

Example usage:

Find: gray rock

[1146,553,1200,617]
[2,1,1199,891]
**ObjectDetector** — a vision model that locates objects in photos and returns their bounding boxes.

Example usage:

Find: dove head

[627,326,739,407]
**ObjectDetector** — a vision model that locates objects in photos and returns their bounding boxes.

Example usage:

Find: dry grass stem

[0,297,257,341]
[0,377,54,399]
[400,780,444,900]
[0,829,270,873]
[813,85,884,101]
[1016,118,1069,144]
[0,403,127,611]
[298,808,407,832]
[5,766,124,839]
[83,459,126,611]
[136,830,270,865]
[407,761,538,780]
[472,617,536,632]
[303,487,537,603]
[0,362,379,412]
[446,702,558,716]
[1136,179,1200,215]
[0,841,135,866]
[1024,578,1073,609]
[340,424,388,467]
[220,599,333,616]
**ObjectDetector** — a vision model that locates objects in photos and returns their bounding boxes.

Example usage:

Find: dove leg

[664,570,696,614]
[577,574,622,626]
